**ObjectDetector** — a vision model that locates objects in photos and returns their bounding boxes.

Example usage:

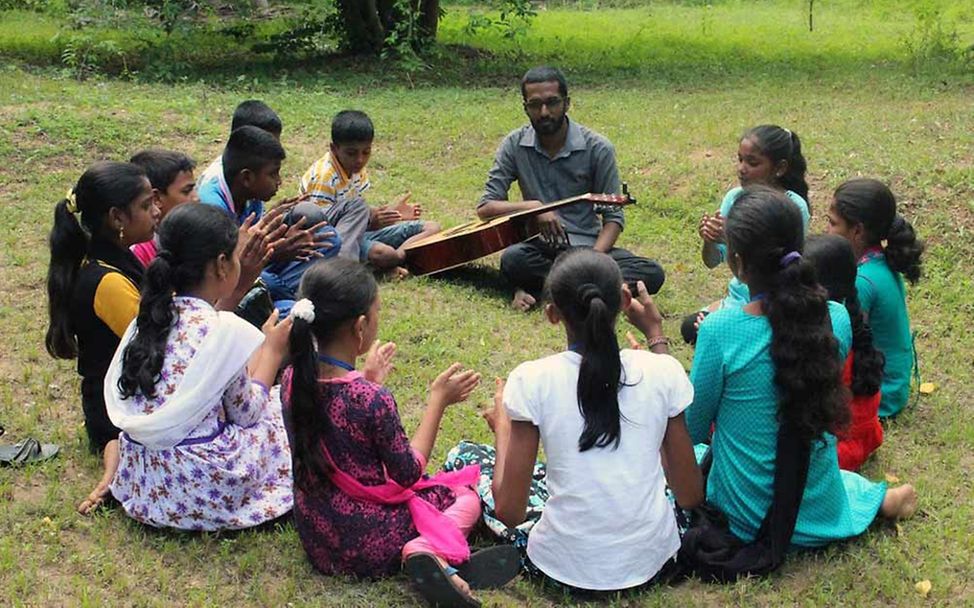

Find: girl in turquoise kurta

[683,125,811,344]
[827,178,925,418]
[687,187,917,549]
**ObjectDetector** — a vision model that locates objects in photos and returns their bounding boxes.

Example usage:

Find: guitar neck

[506,192,633,221]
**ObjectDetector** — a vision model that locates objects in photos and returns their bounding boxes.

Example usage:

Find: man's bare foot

[880,484,918,520]
[511,289,536,312]
[77,480,111,515]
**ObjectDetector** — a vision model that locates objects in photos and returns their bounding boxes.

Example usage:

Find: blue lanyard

[750,292,767,302]
[318,354,355,371]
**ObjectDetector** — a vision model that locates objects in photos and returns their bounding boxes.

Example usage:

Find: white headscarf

[104,310,264,450]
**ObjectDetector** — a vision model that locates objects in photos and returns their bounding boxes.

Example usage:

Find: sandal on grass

[455,545,520,590]
[0,438,59,466]
[405,553,480,607]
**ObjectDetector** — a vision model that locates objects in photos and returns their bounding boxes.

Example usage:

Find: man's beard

[531,114,565,136]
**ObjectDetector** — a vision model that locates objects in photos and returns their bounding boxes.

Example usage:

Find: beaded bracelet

[645,335,669,348]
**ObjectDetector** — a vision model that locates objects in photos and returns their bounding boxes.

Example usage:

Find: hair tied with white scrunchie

[779,251,802,268]
[291,298,315,323]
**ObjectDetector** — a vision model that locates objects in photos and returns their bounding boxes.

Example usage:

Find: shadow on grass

[418,263,512,304]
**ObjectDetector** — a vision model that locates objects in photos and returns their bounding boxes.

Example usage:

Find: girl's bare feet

[77,439,119,515]
[77,480,111,515]
[880,484,918,520]
[404,553,479,607]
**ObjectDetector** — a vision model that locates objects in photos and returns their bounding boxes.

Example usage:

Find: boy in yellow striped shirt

[299,110,440,271]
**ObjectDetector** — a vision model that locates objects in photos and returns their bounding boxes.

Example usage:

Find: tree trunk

[336,0,386,54]
[419,0,439,41]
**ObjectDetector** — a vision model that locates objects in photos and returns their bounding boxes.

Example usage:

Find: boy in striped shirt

[299,110,440,271]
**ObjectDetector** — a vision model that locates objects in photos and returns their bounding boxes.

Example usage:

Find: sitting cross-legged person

[104,204,294,531]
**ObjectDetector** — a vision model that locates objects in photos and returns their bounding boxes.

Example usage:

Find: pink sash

[321,447,480,563]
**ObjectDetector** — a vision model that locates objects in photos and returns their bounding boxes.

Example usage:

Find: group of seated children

[44,107,923,604]
[690,124,923,463]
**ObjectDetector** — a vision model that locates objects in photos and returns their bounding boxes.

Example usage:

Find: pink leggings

[401,485,482,565]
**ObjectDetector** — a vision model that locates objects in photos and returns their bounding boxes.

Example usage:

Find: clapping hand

[623,280,664,337]
[481,377,511,435]
[362,340,397,385]
[270,216,338,262]
[261,309,294,357]
[698,211,724,244]
[430,363,481,408]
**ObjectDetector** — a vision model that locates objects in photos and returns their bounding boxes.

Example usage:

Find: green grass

[1,1,973,605]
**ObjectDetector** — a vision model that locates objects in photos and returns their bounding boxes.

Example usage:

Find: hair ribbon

[65,189,79,214]
[779,251,802,267]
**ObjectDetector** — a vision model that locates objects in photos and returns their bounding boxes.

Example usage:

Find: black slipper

[404,553,480,607]
[455,545,520,590]
[0,438,59,466]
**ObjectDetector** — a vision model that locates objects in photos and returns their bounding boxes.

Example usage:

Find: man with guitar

[477,66,665,311]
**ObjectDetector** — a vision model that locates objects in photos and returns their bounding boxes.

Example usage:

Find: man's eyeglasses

[523,97,566,112]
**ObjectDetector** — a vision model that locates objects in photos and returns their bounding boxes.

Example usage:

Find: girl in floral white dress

[104,203,294,531]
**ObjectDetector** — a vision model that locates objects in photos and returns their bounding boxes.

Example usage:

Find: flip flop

[455,545,520,590]
[0,438,60,466]
[404,553,480,607]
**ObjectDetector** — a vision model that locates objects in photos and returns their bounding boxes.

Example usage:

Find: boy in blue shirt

[198,125,339,314]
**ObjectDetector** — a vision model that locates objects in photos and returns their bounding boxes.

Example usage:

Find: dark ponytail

[545,248,625,452]
[833,178,924,285]
[45,162,149,359]
[744,125,809,203]
[885,214,924,285]
[844,289,885,396]
[726,187,848,442]
[805,234,885,397]
[288,259,378,491]
[117,204,238,398]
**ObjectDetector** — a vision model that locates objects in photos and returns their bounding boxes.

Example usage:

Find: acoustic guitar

[403,186,636,276]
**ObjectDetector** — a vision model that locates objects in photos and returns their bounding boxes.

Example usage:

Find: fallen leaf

[915,579,932,598]
[919,382,936,394]
[895,523,904,536]
[885,473,900,483]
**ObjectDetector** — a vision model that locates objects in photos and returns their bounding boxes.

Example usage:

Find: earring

[119,226,125,241]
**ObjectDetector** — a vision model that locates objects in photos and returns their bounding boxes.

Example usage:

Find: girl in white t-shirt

[488,248,703,592]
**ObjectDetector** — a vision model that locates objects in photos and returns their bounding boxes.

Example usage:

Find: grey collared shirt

[479,119,624,247]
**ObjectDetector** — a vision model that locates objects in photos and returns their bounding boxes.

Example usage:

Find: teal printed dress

[686,302,887,547]
[857,249,914,417]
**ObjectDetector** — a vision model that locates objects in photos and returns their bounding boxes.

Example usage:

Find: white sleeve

[661,354,694,418]
[503,364,539,425]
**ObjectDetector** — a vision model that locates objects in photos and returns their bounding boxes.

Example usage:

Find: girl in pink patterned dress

[282,259,519,607]
[104,204,294,531]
